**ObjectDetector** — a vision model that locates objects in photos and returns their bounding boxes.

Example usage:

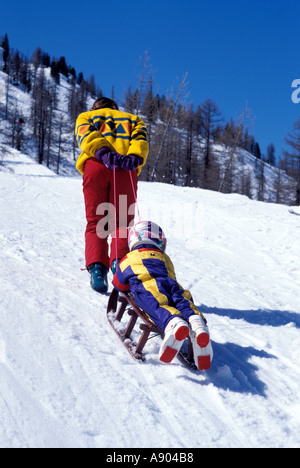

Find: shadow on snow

[201,305,300,329]
[180,339,275,397]
[180,304,298,397]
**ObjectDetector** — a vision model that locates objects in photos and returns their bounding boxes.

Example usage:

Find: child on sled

[112,221,213,371]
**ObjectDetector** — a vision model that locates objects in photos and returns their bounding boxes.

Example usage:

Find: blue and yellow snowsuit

[112,245,204,330]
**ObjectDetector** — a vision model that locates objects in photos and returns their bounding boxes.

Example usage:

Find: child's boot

[159,317,190,364]
[189,314,213,371]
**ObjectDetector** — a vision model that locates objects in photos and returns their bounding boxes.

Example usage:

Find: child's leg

[133,287,182,331]
[170,281,213,370]
[133,280,210,366]
[189,315,213,371]
[159,316,190,364]
[169,281,200,320]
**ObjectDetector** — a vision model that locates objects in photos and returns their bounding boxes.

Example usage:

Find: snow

[0,148,299,448]
[1,67,294,202]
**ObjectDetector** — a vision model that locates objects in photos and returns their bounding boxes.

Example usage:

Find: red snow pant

[83,158,138,269]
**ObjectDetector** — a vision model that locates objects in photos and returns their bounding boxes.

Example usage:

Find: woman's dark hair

[90,97,119,111]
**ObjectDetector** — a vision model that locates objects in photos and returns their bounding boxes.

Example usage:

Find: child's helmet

[128,221,167,252]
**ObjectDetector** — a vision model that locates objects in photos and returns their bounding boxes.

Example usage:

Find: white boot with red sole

[159,317,190,364]
[189,314,213,371]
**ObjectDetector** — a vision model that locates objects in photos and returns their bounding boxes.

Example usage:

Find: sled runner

[107,288,197,369]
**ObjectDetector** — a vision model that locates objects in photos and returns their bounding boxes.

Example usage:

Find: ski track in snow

[0,150,300,448]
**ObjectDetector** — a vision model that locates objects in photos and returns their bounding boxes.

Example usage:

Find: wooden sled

[107,288,196,369]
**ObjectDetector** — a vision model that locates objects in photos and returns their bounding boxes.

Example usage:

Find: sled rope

[113,164,119,269]
[112,166,142,270]
[129,170,141,223]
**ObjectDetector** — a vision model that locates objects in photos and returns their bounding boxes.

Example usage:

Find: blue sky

[1,0,299,159]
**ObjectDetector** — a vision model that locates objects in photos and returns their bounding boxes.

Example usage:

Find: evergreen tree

[142,85,158,124]
[50,59,60,84]
[253,142,261,159]
[41,52,50,67]
[19,56,31,92]
[76,72,84,85]
[57,56,68,77]
[1,33,10,72]
[266,143,276,166]
[68,66,76,83]
[31,47,42,68]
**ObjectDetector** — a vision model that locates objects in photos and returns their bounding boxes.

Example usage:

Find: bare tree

[283,116,300,205]
[56,115,63,174]
[31,68,57,164]
[10,103,25,150]
[240,166,252,198]
[218,105,253,193]
[150,72,189,182]
[257,160,266,201]
[4,67,11,120]
[134,50,153,116]
[199,98,223,190]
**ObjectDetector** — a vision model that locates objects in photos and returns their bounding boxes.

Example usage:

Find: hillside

[0,68,294,204]
[0,148,299,448]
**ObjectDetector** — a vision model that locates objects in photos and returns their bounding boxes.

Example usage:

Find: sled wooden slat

[107,288,196,368]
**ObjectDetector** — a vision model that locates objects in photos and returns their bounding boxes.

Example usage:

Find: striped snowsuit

[113,246,204,330]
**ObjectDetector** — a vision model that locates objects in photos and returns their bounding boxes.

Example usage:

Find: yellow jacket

[75,108,149,175]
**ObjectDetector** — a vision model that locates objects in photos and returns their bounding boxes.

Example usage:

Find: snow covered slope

[0,149,300,448]
[1,68,294,203]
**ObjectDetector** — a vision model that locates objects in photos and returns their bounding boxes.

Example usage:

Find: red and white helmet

[128,221,167,252]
